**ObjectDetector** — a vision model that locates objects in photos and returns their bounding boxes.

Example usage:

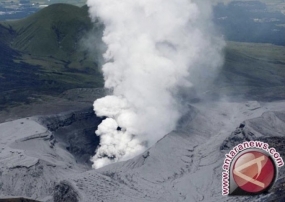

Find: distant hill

[213,1,285,46]
[213,42,285,101]
[3,4,92,59]
[0,3,104,110]
[0,3,284,110]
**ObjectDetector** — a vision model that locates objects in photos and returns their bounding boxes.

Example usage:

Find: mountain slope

[0,4,104,110]
[53,101,285,202]
[5,3,92,59]
[212,42,285,101]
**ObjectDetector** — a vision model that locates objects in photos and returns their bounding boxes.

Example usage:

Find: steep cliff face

[37,107,102,165]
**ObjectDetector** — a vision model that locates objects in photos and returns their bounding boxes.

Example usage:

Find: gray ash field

[0,100,285,201]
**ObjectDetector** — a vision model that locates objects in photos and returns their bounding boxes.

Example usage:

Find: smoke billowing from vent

[87,0,225,169]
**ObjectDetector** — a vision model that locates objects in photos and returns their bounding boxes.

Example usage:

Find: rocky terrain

[54,101,285,202]
[0,97,284,202]
[0,107,101,201]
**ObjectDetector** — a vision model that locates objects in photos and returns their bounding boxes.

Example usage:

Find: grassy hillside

[0,4,104,110]
[30,0,86,7]
[4,4,91,59]
[212,42,285,100]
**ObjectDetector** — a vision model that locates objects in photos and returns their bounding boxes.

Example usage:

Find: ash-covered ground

[0,93,284,201]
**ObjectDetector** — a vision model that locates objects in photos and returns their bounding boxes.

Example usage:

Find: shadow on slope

[0,4,104,110]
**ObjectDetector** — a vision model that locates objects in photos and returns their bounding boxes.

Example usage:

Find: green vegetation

[212,41,285,100]
[3,0,86,7]
[30,0,87,7]
[3,4,91,59]
[0,4,104,110]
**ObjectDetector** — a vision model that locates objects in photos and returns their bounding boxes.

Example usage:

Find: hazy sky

[2,0,284,13]
[1,0,86,7]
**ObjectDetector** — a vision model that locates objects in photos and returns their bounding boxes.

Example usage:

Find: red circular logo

[232,150,276,193]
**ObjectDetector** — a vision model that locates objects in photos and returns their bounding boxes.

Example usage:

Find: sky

[1,0,86,7]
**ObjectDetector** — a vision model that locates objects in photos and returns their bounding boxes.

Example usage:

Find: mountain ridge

[2,3,93,59]
[0,3,104,110]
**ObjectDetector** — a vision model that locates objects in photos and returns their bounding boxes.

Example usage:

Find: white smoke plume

[87,0,225,169]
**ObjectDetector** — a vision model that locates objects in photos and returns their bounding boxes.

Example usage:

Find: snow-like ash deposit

[87,0,225,169]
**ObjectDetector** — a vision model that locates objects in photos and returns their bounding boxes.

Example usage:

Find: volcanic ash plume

[87,0,225,169]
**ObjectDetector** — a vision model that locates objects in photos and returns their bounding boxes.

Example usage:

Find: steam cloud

[87,0,225,169]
